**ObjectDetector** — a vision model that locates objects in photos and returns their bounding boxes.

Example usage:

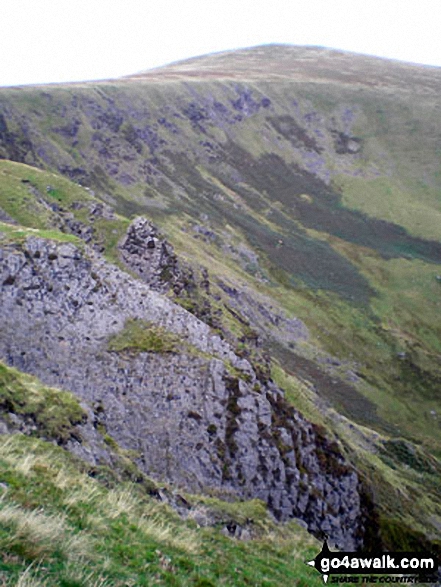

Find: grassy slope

[0,363,323,586]
[1,46,441,553]
[1,172,441,562]
[0,435,324,586]
[0,363,86,444]
[0,220,81,245]
[0,159,129,262]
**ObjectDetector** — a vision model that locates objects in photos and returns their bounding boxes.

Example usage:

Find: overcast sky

[1,0,440,87]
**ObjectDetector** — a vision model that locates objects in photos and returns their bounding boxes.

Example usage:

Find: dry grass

[0,497,93,562]
[63,484,102,508]
[137,512,201,554]
[103,488,202,553]
[105,487,139,519]
[0,437,60,478]
[15,565,48,587]
[65,481,201,553]
[53,467,76,491]
[14,563,113,587]
[0,435,324,585]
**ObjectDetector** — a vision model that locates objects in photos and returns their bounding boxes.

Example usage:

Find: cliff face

[2,46,441,556]
[0,234,366,549]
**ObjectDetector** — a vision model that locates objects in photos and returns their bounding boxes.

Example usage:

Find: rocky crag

[0,231,368,550]
[119,216,186,293]
[2,45,441,556]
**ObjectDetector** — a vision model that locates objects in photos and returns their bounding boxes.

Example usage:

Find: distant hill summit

[1,43,441,580]
[126,44,441,91]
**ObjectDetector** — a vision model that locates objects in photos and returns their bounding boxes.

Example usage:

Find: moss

[214,438,227,461]
[0,362,85,443]
[214,437,233,482]
[103,433,119,451]
[159,266,173,283]
[225,377,242,416]
[222,462,233,480]
[238,371,252,384]
[0,221,82,245]
[379,517,441,555]
[176,292,221,330]
[235,342,247,358]
[312,423,352,477]
[176,297,198,313]
[241,324,260,342]
[195,495,269,527]
[272,430,292,456]
[224,376,242,459]
[207,423,217,435]
[107,318,182,354]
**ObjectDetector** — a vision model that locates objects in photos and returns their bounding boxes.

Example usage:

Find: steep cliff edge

[0,233,369,549]
[2,46,441,559]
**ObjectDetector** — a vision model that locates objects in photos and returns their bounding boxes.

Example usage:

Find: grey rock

[118,216,183,293]
[0,207,17,225]
[0,236,369,550]
[0,420,11,435]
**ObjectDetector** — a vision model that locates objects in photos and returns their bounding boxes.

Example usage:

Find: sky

[1,0,441,87]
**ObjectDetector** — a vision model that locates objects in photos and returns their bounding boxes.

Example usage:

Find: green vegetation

[278,369,441,555]
[0,362,85,443]
[379,438,441,475]
[351,439,441,553]
[0,160,92,229]
[1,46,441,558]
[0,160,129,262]
[271,363,326,427]
[335,175,441,242]
[0,435,323,586]
[107,319,182,354]
[0,221,81,245]
[271,349,441,554]
[190,496,270,531]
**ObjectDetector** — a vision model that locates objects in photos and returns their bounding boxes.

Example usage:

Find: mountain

[1,45,441,584]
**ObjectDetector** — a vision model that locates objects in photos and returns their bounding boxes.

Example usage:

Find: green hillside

[0,364,322,586]
[1,45,441,582]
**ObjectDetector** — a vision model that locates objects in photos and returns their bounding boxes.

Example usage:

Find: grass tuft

[0,362,86,443]
[107,318,181,354]
[0,497,93,561]
[0,434,324,585]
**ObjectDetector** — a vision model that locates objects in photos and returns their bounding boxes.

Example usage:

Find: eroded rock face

[0,237,368,549]
[119,216,187,294]
[0,207,17,225]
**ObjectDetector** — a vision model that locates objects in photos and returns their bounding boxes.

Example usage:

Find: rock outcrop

[119,216,190,294]
[0,235,369,549]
